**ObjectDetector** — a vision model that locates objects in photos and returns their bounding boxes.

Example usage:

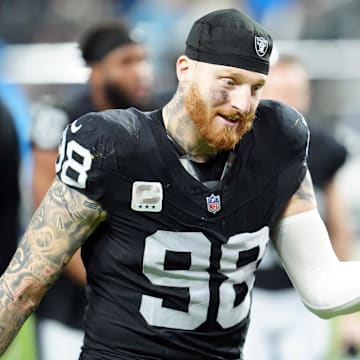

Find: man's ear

[176,55,193,82]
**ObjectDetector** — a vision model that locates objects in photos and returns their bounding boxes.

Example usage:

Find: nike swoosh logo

[71,119,82,133]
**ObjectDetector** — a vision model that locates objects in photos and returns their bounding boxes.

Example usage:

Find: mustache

[216,109,255,122]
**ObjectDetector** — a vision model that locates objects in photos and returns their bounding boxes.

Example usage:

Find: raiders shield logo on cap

[254,36,269,57]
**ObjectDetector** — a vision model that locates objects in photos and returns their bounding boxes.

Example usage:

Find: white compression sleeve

[272,209,360,319]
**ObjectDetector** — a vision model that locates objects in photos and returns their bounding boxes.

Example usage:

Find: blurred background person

[31,20,154,208]
[0,38,33,233]
[0,99,37,360]
[31,20,155,360]
[244,54,359,360]
[0,100,19,278]
[0,36,37,360]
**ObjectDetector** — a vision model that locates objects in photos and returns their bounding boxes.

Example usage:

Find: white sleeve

[272,209,360,319]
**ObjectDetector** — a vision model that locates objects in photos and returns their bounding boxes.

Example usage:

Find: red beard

[184,82,255,150]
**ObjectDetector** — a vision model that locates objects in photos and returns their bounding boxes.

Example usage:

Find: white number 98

[55,125,92,189]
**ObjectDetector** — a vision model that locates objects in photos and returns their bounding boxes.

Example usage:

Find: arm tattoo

[0,178,106,354]
[294,171,317,205]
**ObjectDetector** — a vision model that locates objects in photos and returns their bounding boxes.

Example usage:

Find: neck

[91,88,112,111]
[163,86,218,163]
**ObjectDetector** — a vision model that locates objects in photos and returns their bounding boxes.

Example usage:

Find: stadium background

[1,0,360,359]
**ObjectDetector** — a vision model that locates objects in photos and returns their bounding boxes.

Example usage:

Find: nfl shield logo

[254,36,269,58]
[206,194,221,214]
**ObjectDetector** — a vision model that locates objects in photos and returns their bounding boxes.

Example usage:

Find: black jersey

[55,100,309,360]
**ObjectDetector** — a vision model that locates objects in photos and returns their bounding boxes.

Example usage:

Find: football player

[1,8,360,360]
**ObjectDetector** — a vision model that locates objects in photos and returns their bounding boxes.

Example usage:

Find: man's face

[98,43,153,109]
[184,61,267,150]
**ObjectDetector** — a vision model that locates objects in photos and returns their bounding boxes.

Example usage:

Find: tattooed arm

[279,169,317,218]
[0,177,106,354]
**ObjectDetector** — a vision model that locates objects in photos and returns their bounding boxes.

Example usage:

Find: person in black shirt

[2,8,360,360]
[0,100,19,275]
[32,20,153,208]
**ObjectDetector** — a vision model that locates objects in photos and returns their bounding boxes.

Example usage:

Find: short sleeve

[258,101,310,225]
[256,100,310,169]
[55,112,108,203]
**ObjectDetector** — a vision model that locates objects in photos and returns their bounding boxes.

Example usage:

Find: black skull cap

[185,8,273,74]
